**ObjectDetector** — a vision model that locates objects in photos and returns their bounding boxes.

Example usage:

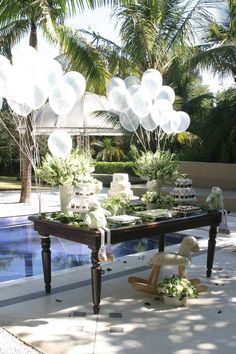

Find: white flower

[176,284,183,292]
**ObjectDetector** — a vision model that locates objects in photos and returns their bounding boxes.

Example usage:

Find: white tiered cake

[69,182,98,213]
[171,178,196,204]
[108,173,134,199]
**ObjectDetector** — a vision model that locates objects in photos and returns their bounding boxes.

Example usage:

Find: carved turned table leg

[91,250,102,314]
[159,234,165,252]
[40,235,51,293]
[207,225,217,277]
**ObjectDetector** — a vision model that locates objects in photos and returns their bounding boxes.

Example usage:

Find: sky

[20,5,234,94]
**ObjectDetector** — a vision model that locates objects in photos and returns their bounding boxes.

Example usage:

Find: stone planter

[163,295,187,307]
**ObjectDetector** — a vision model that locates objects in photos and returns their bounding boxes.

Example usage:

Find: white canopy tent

[34,92,122,136]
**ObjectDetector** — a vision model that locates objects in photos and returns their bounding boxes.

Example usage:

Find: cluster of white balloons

[0,45,88,159]
[106,69,190,134]
[0,45,86,116]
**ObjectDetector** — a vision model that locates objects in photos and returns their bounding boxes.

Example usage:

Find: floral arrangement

[141,191,175,208]
[134,150,180,185]
[102,194,131,215]
[155,275,198,300]
[36,148,95,186]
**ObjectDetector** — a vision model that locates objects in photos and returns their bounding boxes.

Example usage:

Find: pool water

[0,218,183,282]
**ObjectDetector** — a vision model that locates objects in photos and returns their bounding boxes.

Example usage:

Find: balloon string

[132,126,147,152]
[0,110,42,213]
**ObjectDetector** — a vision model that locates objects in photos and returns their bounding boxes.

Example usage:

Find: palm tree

[0,0,120,202]
[84,1,213,81]
[84,0,215,152]
[92,137,125,161]
[192,0,236,79]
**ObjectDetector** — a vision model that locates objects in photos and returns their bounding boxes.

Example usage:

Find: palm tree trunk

[19,20,37,203]
[19,152,32,203]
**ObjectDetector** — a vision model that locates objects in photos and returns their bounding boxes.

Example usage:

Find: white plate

[134,209,172,219]
[106,215,141,224]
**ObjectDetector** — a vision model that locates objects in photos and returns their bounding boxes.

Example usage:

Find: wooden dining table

[30,210,221,314]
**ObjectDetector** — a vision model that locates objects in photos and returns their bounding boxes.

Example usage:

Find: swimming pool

[0,216,183,282]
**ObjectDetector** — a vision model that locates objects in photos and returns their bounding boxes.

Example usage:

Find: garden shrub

[94,161,136,175]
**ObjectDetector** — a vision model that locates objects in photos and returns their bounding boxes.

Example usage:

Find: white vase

[163,295,187,307]
[59,185,75,212]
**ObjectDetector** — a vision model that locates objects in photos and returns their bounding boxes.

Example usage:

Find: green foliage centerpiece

[134,150,179,209]
[141,191,175,210]
[134,150,180,190]
[36,148,94,187]
[36,148,95,212]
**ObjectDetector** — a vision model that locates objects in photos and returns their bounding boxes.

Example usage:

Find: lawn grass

[0,176,21,190]
[0,176,55,190]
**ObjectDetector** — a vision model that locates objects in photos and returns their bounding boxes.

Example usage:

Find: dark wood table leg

[206,225,217,277]
[91,250,102,314]
[159,234,165,252]
[41,235,51,293]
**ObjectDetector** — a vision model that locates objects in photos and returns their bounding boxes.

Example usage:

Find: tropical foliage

[91,137,126,161]
[192,0,236,78]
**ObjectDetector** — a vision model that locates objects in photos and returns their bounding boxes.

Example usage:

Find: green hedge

[94,161,136,175]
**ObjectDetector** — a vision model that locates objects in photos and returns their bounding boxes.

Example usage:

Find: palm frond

[58,26,110,93]
[192,41,236,74]
[0,20,30,45]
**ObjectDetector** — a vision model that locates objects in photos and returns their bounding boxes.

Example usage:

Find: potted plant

[36,148,95,212]
[155,275,198,306]
[141,191,175,210]
[134,150,180,190]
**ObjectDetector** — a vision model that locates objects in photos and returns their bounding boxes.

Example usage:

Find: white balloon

[8,100,33,116]
[124,75,141,88]
[0,96,3,110]
[153,98,173,114]
[161,120,175,134]
[150,103,161,124]
[11,45,39,70]
[156,85,175,104]
[63,71,86,99]
[128,84,140,95]
[31,82,48,110]
[140,114,158,131]
[106,77,125,94]
[175,111,191,132]
[0,61,12,97]
[6,66,35,110]
[119,110,139,132]
[49,81,77,115]
[40,58,63,93]
[130,88,152,118]
[108,86,131,112]
[141,69,163,98]
[48,130,72,158]
[0,54,9,66]
[169,110,182,132]
[158,110,175,127]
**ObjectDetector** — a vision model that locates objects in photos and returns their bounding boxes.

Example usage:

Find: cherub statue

[206,187,224,210]
[206,187,230,234]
